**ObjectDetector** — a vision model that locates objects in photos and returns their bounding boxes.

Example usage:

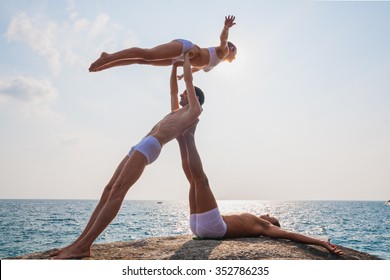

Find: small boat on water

[385,200,390,205]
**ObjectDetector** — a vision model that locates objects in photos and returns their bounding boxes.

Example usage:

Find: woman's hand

[224,15,236,29]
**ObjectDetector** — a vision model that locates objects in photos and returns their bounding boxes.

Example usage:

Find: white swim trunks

[128,136,162,164]
[190,208,227,239]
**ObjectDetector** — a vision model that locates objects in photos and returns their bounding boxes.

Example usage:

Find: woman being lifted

[89,15,237,77]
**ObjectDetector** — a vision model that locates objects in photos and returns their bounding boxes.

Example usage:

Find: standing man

[53,51,205,259]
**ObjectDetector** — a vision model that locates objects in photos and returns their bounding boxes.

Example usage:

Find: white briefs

[128,136,161,164]
[190,208,227,239]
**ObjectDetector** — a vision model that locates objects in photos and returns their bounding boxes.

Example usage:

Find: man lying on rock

[176,122,344,256]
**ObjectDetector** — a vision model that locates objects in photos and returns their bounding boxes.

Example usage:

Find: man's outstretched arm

[170,63,180,112]
[262,225,344,256]
[183,52,202,119]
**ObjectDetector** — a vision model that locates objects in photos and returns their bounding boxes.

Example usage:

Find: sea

[0,200,389,260]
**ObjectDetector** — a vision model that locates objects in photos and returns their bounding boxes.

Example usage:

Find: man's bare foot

[53,246,91,260]
[49,248,62,257]
[49,245,71,257]
[89,52,110,72]
[49,241,80,257]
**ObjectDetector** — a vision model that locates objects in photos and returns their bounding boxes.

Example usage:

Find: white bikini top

[203,47,222,72]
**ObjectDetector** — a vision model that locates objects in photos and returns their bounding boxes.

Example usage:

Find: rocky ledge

[13,235,380,260]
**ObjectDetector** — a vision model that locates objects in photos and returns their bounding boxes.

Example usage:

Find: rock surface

[13,235,380,260]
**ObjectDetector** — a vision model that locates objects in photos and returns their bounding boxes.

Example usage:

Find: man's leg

[193,176,218,214]
[184,134,218,214]
[188,181,197,214]
[185,133,227,239]
[178,136,198,214]
[51,156,129,256]
[54,151,148,259]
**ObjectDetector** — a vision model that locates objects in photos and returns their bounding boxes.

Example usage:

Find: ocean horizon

[0,199,389,259]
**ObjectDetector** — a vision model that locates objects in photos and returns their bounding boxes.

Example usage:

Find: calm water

[0,200,389,259]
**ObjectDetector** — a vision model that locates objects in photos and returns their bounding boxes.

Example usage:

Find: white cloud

[6,12,61,75]
[66,0,78,20]
[3,3,140,120]
[0,76,59,117]
[5,5,140,76]
[73,18,89,32]
[51,133,81,147]
[88,13,110,40]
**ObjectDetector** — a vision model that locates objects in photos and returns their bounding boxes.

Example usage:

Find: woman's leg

[89,40,183,71]
[54,151,148,259]
[91,57,175,72]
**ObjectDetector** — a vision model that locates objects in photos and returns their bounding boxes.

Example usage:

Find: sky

[0,0,389,201]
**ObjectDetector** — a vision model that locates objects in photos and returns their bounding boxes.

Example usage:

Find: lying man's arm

[261,225,344,256]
